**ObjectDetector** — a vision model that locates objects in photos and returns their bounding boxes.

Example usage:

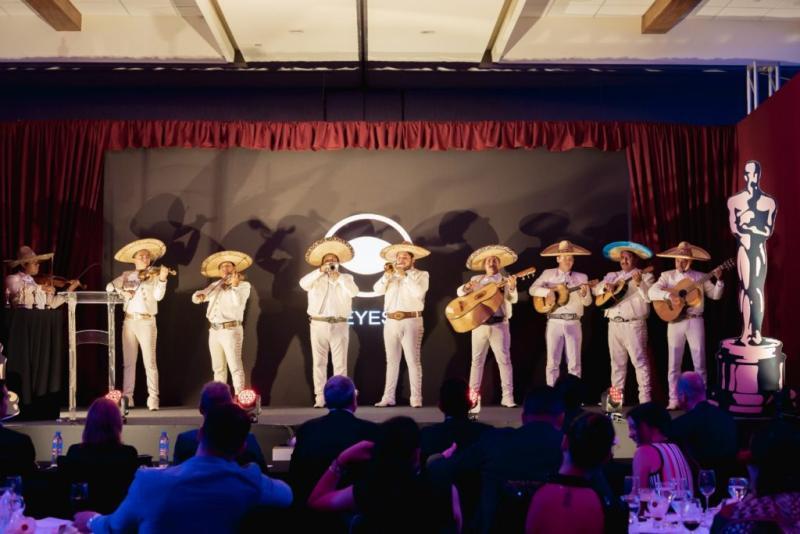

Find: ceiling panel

[368,0,506,61]
[218,0,358,62]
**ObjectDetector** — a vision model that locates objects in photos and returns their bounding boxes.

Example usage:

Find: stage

[5,405,639,465]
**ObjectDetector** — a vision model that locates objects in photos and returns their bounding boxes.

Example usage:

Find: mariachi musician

[192,250,253,396]
[529,240,593,386]
[106,238,172,411]
[457,245,518,412]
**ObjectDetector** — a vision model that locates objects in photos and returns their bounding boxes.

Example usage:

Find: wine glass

[679,498,703,531]
[70,482,89,513]
[698,469,716,511]
[728,477,749,502]
[649,493,670,529]
[622,476,641,524]
[671,477,690,512]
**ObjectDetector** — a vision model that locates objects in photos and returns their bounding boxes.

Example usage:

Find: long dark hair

[82,398,123,446]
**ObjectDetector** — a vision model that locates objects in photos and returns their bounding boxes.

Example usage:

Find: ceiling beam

[641,0,702,34]
[22,0,81,31]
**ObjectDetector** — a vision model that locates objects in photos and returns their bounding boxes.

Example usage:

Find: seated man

[288,375,377,507]
[526,413,622,534]
[0,378,36,478]
[173,382,267,472]
[75,403,292,533]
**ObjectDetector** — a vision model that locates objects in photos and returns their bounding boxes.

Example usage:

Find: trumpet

[137,266,177,281]
[384,262,395,275]
[222,272,246,286]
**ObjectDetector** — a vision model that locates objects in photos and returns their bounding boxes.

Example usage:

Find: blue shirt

[91,455,292,533]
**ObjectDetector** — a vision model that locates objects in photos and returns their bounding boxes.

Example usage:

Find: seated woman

[627,402,694,492]
[525,413,622,534]
[61,398,139,514]
[711,421,800,533]
[308,416,461,534]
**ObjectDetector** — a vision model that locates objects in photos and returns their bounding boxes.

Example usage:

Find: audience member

[420,378,492,465]
[308,416,460,534]
[711,420,800,533]
[526,413,625,533]
[555,374,587,431]
[0,378,36,478]
[173,382,267,472]
[74,403,292,533]
[61,398,139,513]
[430,385,565,533]
[628,402,693,491]
[288,375,377,506]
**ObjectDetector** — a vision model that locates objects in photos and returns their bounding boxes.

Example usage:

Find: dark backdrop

[104,147,629,406]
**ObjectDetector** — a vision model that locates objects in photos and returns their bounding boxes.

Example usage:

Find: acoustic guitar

[532,279,599,314]
[445,267,537,333]
[595,266,654,310]
[652,258,735,322]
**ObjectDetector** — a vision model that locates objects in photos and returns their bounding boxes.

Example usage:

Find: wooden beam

[641,0,701,34]
[22,0,81,31]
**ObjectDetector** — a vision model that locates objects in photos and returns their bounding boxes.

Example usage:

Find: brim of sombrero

[540,242,591,257]
[201,250,254,277]
[114,238,166,264]
[656,244,711,261]
[603,241,653,261]
[380,243,431,262]
[305,238,354,267]
[466,245,518,271]
[6,252,54,268]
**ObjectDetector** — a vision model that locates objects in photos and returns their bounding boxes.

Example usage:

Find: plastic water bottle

[158,431,169,467]
[51,431,63,464]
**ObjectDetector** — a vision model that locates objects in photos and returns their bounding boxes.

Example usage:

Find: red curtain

[0,118,736,306]
[736,75,800,382]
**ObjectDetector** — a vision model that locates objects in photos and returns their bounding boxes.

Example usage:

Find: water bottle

[51,431,63,464]
[158,431,169,467]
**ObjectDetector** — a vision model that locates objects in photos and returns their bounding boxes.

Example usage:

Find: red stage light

[237,389,257,408]
[105,389,123,403]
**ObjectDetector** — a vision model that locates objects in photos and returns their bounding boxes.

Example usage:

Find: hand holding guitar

[462,281,476,294]
[546,289,557,306]
[631,271,642,287]
[579,284,590,297]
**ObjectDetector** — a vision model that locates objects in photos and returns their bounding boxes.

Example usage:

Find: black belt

[484,316,507,325]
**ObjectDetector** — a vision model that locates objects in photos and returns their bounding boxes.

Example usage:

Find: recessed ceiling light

[289,29,304,34]
[420,29,436,34]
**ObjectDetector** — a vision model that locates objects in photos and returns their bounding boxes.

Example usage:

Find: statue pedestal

[713,337,785,415]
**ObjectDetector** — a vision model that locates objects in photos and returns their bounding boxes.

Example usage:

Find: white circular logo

[325,213,412,298]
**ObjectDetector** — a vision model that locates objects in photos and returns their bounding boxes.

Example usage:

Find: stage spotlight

[105,389,128,418]
[601,386,624,416]
[236,389,261,422]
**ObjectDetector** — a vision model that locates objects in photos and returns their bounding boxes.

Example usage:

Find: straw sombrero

[114,238,166,264]
[201,250,253,278]
[603,241,653,261]
[540,240,591,257]
[4,246,54,268]
[304,237,354,267]
[656,241,711,261]
[466,245,518,271]
[380,241,431,262]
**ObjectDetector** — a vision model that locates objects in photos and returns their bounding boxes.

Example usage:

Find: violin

[222,272,246,286]
[137,266,178,281]
[33,274,84,290]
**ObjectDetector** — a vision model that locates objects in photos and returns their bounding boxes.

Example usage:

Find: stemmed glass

[679,498,704,531]
[623,476,640,524]
[728,477,749,502]
[698,470,716,511]
[649,492,670,529]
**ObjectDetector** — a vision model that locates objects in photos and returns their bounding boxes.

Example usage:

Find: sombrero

[656,241,711,261]
[201,250,253,278]
[465,245,518,271]
[380,241,431,262]
[4,246,54,268]
[603,241,653,261]
[540,240,591,257]
[304,237,354,267]
[114,238,166,264]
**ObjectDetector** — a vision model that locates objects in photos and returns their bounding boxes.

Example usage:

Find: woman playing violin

[4,246,79,310]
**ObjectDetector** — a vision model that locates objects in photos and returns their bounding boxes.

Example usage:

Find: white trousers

[667,317,707,404]
[545,319,582,386]
[310,321,349,403]
[122,317,159,404]
[209,326,245,395]
[380,317,423,404]
[470,322,514,403]
[608,320,652,403]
